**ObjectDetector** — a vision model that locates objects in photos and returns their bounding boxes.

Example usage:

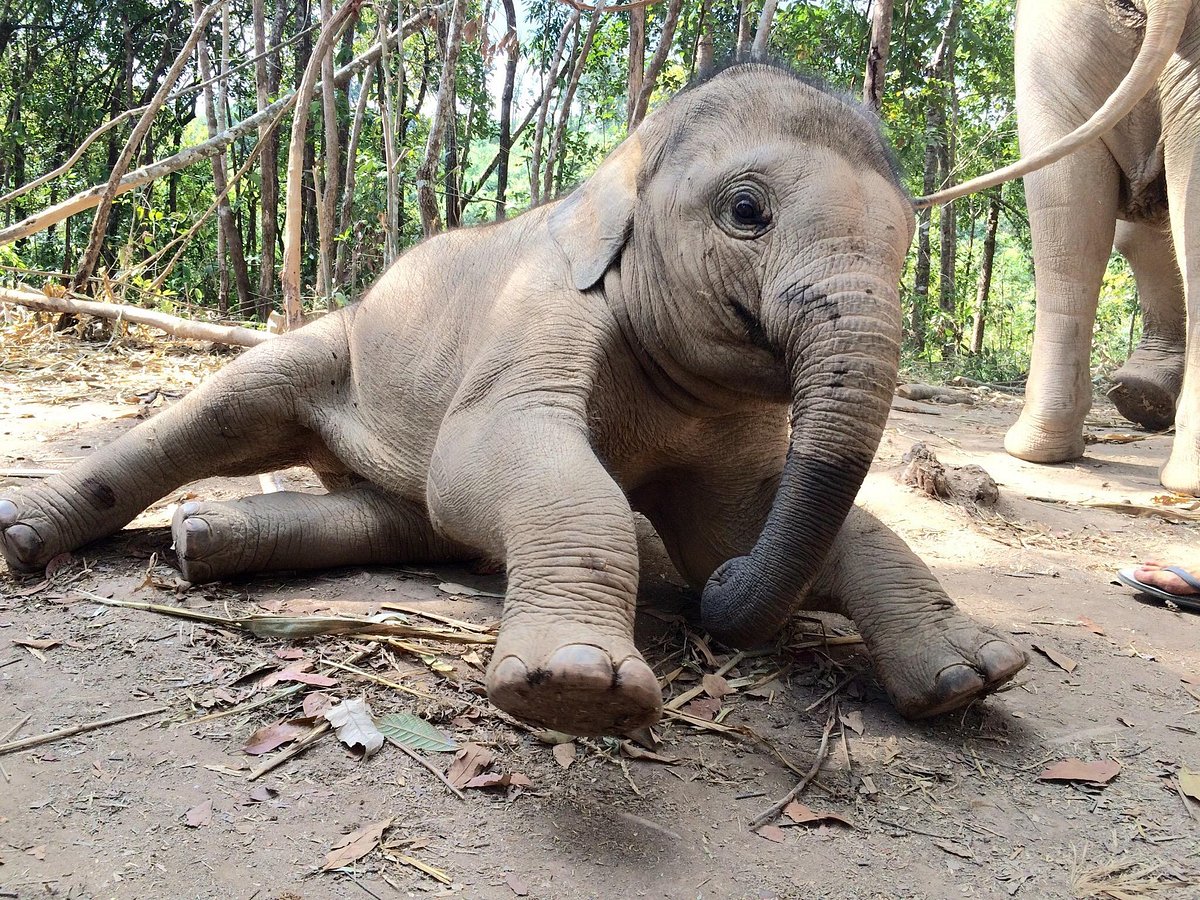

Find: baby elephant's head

[550,63,915,647]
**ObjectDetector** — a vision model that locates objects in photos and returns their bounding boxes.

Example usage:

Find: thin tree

[970,193,1000,355]
[416,0,467,235]
[545,7,602,200]
[627,3,645,127]
[751,0,778,57]
[316,0,342,306]
[530,10,578,206]
[629,0,683,128]
[936,0,961,354]
[495,0,518,219]
[863,0,894,113]
[194,0,253,318]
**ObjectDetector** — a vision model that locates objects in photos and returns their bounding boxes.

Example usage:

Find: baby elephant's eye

[732,192,765,226]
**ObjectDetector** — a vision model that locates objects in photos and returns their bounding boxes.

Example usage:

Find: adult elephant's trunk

[700,283,900,648]
[916,0,1189,209]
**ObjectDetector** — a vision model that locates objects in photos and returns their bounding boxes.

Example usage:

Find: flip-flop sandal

[1117,567,1200,613]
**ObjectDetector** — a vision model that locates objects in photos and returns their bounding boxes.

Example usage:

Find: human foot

[486,628,662,736]
[1116,559,1200,609]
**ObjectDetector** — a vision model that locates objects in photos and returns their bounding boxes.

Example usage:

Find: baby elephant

[0,64,1025,735]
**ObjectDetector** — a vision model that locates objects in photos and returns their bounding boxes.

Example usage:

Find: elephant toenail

[0,499,17,527]
[5,523,44,561]
[183,518,209,535]
[181,501,201,517]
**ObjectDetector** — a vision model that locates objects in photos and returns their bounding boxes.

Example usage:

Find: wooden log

[0,287,271,348]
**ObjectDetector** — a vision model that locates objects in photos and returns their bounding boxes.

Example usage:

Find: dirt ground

[0,317,1197,900]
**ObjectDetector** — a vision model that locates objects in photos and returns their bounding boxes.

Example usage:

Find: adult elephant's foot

[1004,411,1086,464]
[871,610,1027,719]
[1160,443,1200,497]
[0,492,65,574]
[1108,346,1183,431]
[486,628,662,736]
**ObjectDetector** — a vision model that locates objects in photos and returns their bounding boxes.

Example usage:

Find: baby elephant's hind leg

[809,507,1027,718]
[0,321,346,574]
[173,485,466,582]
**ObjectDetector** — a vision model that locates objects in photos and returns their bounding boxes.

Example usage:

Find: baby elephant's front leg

[428,408,661,736]
[809,507,1027,718]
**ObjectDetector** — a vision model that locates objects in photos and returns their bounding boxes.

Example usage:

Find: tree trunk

[72,0,223,294]
[751,0,778,58]
[627,4,645,128]
[936,0,961,355]
[911,0,960,355]
[696,0,714,72]
[316,0,342,306]
[545,9,601,200]
[281,0,360,329]
[735,0,753,58]
[335,63,373,287]
[195,0,253,318]
[416,0,467,236]
[630,0,683,128]
[495,0,518,220]
[863,0,894,113]
[970,193,1000,355]
[530,11,578,206]
[253,0,286,321]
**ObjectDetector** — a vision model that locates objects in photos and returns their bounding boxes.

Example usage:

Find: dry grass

[1070,845,1193,899]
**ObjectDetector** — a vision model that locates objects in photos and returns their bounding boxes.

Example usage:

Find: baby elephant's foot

[871,612,1027,719]
[0,494,59,574]
[487,628,662,736]
[172,501,256,583]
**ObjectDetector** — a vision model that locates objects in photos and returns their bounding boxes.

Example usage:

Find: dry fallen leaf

[302,692,336,719]
[881,736,901,765]
[261,661,338,688]
[552,741,576,770]
[447,743,494,789]
[247,786,277,803]
[783,801,854,828]
[322,818,392,870]
[505,872,530,896]
[11,637,59,650]
[1179,767,1200,803]
[242,721,306,756]
[1078,617,1105,636]
[1032,644,1078,674]
[324,698,384,758]
[184,799,213,828]
[758,825,787,843]
[682,697,721,721]
[464,772,533,791]
[1038,758,1121,785]
[858,775,878,796]
[702,673,731,699]
[25,845,46,861]
[620,741,679,764]
[933,839,975,860]
[840,709,864,736]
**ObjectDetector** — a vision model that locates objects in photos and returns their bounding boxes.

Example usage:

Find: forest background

[0,0,1140,381]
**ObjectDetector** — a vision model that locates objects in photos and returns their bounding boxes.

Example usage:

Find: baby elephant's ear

[548,135,642,291]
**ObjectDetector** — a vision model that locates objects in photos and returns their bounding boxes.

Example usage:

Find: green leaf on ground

[376,712,457,753]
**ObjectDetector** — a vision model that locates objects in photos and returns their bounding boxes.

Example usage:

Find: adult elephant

[923,0,1198,495]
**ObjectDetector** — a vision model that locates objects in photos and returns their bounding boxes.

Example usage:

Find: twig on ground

[187,646,377,724]
[0,713,30,782]
[748,705,838,830]
[665,651,747,711]
[804,671,861,713]
[1177,776,1200,823]
[0,706,166,756]
[247,720,330,781]
[322,659,438,700]
[386,736,465,800]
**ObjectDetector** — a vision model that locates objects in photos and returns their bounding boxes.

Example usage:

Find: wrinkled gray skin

[1006,0,1200,494]
[0,65,1025,736]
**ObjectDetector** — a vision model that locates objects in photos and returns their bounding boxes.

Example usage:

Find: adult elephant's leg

[1160,102,1200,495]
[806,508,1026,718]
[0,315,350,573]
[172,484,467,583]
[1005,144,1120,462]
[1109,220,1186,431]
[428,409,660,736]
[640,465,1027,719]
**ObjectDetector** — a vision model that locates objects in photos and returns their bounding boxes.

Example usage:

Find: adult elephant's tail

[915,0,1189,209]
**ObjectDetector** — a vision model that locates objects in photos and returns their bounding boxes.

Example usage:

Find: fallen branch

[748,705,838,830]
[387,737,466,800]
[1,287,270,347]
[0,706,167,757]
[247,720,330,780]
